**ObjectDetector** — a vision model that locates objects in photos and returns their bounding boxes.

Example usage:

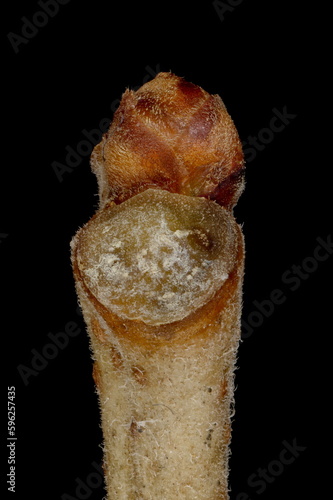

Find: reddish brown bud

[91,72,244,210]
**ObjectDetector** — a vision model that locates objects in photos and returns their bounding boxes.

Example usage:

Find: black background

[2,1,331,499]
